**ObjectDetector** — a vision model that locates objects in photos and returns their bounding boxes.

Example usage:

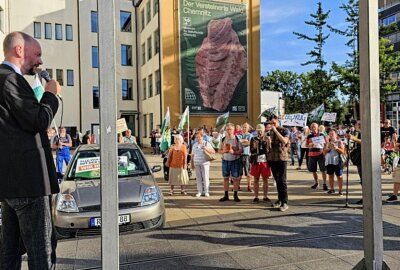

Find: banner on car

[179,0,248,114]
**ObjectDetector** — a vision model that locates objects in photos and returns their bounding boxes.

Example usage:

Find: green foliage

[293,2,330,70]
[380,23,399,37]
[380,38,400,102]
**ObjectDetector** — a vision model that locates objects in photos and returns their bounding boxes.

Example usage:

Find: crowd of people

[162,115,400,211]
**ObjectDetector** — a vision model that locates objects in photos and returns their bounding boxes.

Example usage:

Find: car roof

[76,143,140,151]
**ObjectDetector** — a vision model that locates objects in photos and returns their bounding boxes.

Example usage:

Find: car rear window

[67,149,148,180]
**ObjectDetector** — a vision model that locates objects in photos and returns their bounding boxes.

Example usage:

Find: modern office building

[379,0,400,126]
[0,0,261,146]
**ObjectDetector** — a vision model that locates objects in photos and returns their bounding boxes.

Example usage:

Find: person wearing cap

[250,123,271,203]
[266,114,290,212]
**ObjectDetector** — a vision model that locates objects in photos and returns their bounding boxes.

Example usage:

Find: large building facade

[0,0,260,146]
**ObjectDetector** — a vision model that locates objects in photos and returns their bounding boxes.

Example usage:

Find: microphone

[39,70,62,99]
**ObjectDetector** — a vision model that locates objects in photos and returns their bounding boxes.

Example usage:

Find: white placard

[281,113,308,127]
[311,136,326,145]
[321,112,337,122]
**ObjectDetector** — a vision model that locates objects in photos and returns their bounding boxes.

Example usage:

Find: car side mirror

[151,165,161,173]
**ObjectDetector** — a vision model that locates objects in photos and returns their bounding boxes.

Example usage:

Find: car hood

[59,175,156,208]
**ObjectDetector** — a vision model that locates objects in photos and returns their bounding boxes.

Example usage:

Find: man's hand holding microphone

[41,70,62,98]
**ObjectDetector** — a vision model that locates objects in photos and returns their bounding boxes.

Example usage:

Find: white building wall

[260,91,284,121]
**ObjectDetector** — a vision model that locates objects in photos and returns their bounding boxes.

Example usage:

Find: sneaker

[252,197,260,203]
[205,193,210,197]
[296,167,301,170]
[327,189,335,194]
[279,203,289,212]
[386,195,398,203]
[247,187,252,192]
[323,184,329,191]
[219,196,229,202]
[168,190,174,196]
[263,197,271,203]
[273,201,281,208]
[195,193,202,197]
[356,199,363,205]
[311,183,319,189]
[181,190,187,195]
[234,197,241,202]
[338,191,343,197]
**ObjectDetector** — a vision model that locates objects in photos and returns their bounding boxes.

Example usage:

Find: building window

[142,78,146,100]
[46,69,53,80]
[122,79,133,100]
[154,28,160,55]
[67,70,74,86]
[141,43,146,66]
[45,23,52,39]
[120,11,131,32]
[148,74,153,98]
[155,70,161,95]
[146,1,151,25]
[91,11,97,33]
[147,37,152,61]
[149,113,154,132]
[121,44,132,66]
[66,24,73,41]
[382,15,396,26]
[141,9,145,31]
[56,69,63,86]
[153,0,159,16]
[55,24,62,40]
[93,86,99,109]
[143,114,147,138]
[34,22,41,39]
[92,46,99,68]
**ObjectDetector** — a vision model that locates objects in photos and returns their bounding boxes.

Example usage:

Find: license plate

[90,214,130,227]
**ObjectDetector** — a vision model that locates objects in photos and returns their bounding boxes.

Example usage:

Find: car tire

[55,227,73,240]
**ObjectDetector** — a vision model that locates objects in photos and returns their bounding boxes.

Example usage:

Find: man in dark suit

[0,31,61,269]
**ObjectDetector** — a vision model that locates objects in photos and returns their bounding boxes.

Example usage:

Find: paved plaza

[19,151,400,269]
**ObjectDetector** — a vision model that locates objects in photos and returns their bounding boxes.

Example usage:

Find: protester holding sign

[323,129,345,196]
[306,123,328,191]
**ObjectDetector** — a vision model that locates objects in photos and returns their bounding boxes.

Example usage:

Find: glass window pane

[67,70,74,86]
[66,25,73,41]
[120,11,131,32]
[46,69,53,80]
[141,43,146,65]
[34,22,41,39]
[91,11,97,33]
[146,1,151,24]
[122,79,133,100]
[154,28,159,55]
[144,115,147,138]
[121,44,132,66]
[56,69,63,86]
[141,9,145,31]
[45,23,52,39]
[92,46,98,68]
[147,37,152,61]
[93,86,99,109]
[155,70,160,95]
[148,74,153,97]
[142,78,146,100]
[55,24,62,40]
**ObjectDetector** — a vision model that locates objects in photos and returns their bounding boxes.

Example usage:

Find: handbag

[165,150,173,167]
[203,142,216,161]
[349,147,361,166]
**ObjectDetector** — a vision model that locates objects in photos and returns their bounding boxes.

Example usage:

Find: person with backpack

[218,123,243,202]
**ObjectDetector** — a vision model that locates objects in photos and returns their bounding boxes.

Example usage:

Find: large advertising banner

[179,0,248,114]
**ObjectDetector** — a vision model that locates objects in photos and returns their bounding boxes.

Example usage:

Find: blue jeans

[0,196,56,270]
[56,148,71,178]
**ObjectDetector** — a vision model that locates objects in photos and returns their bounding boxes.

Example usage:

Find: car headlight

[56,194,79,213]
[141,186,160,206]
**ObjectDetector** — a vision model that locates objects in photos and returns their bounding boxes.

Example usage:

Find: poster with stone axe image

[179,0,248,114]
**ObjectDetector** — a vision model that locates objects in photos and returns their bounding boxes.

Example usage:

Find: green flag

[160,107,171,152]
[178,106,189,131]
[31,75,44,101]
[216,112,229,130]
[257,106,276,119]
[308,104,325,123]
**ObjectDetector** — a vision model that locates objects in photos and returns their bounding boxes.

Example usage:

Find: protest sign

[117,118,128,134]
[281,113,308,127]
[321,112,337,122]
[311,136,326,146]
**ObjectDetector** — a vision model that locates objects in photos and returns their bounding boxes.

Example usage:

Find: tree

[293,2,330,70]
[380,37,400,102]
[293,2,338,104]
[261,71,305,114]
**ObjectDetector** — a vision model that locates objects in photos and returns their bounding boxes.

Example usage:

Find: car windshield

[67,148,148,180]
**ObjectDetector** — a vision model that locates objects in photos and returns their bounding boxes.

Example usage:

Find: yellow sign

[116,118,128,133]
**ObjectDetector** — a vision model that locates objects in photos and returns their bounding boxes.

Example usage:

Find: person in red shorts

[250,124,271,203]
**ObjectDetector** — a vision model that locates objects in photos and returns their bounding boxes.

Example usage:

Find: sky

[261,0,351,75]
